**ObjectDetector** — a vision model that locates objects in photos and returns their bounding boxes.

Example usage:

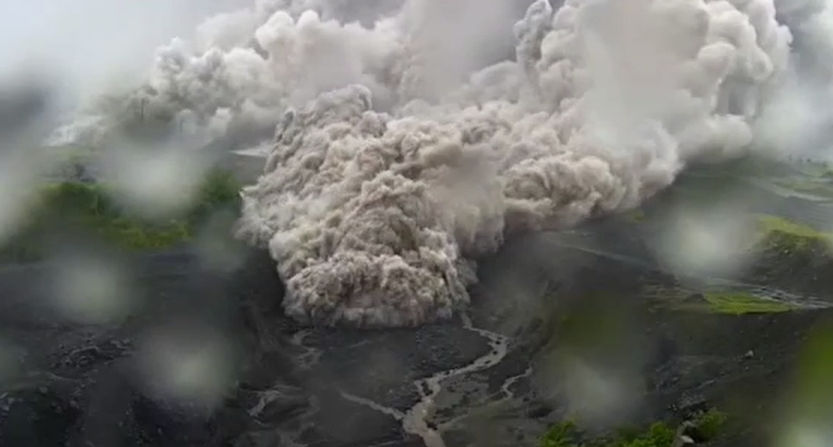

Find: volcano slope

[2,157,833,447]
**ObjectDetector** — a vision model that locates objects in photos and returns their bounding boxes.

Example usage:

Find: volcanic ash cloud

[231,0,801,327]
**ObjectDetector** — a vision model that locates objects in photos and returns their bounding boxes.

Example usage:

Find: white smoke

[0,0,250,124]
[54,0,833,327]
[48,0,409,147]
[236,0,791,327]
[755,0,833,156]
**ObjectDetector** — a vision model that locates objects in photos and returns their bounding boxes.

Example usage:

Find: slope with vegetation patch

[0,170,241,262]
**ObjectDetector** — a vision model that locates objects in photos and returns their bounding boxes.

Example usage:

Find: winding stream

[339,314,510,447]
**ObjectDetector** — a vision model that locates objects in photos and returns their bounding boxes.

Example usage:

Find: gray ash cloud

[54,0,833,327]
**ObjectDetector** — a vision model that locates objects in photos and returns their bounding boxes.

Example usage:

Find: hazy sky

[0,0,247,106]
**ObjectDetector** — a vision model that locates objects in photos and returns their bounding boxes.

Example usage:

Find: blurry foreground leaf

[539,408,726,447]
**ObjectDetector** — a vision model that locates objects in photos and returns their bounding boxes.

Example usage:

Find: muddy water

[400,314,509,447]
[335,314,510,447]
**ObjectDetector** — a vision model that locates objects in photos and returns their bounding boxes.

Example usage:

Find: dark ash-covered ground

[3,158,833,447]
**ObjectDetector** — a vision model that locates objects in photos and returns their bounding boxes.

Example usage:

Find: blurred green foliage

[693,408,728,441]
[541,421,580,447]
[773,323,833,445]
[540,421,673,447]
[0,170,240,262]
[756,215,832,252]
[187,169,242,223]
[540,408,727,447]
[645,285,796,316]
[791,322,833,418]
[703,292,796,315]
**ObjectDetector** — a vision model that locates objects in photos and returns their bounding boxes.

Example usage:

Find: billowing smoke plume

[236,0,791,327]
[50,0,524,148]
[755,0,833,154]
[57,0,833,327]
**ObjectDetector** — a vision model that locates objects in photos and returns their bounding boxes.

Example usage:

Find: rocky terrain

[2,158,833,447]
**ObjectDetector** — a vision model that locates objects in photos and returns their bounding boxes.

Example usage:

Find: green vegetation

[693,408,728,441]
[756,215,833,252]
[540,409,728,447]
[540,421,673,447]
[757,215,831,242]
[0,170,241,262]
[704,292,796,315]
[645,285,797,315]
[187,169,242,223]
[541,421,580,447]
